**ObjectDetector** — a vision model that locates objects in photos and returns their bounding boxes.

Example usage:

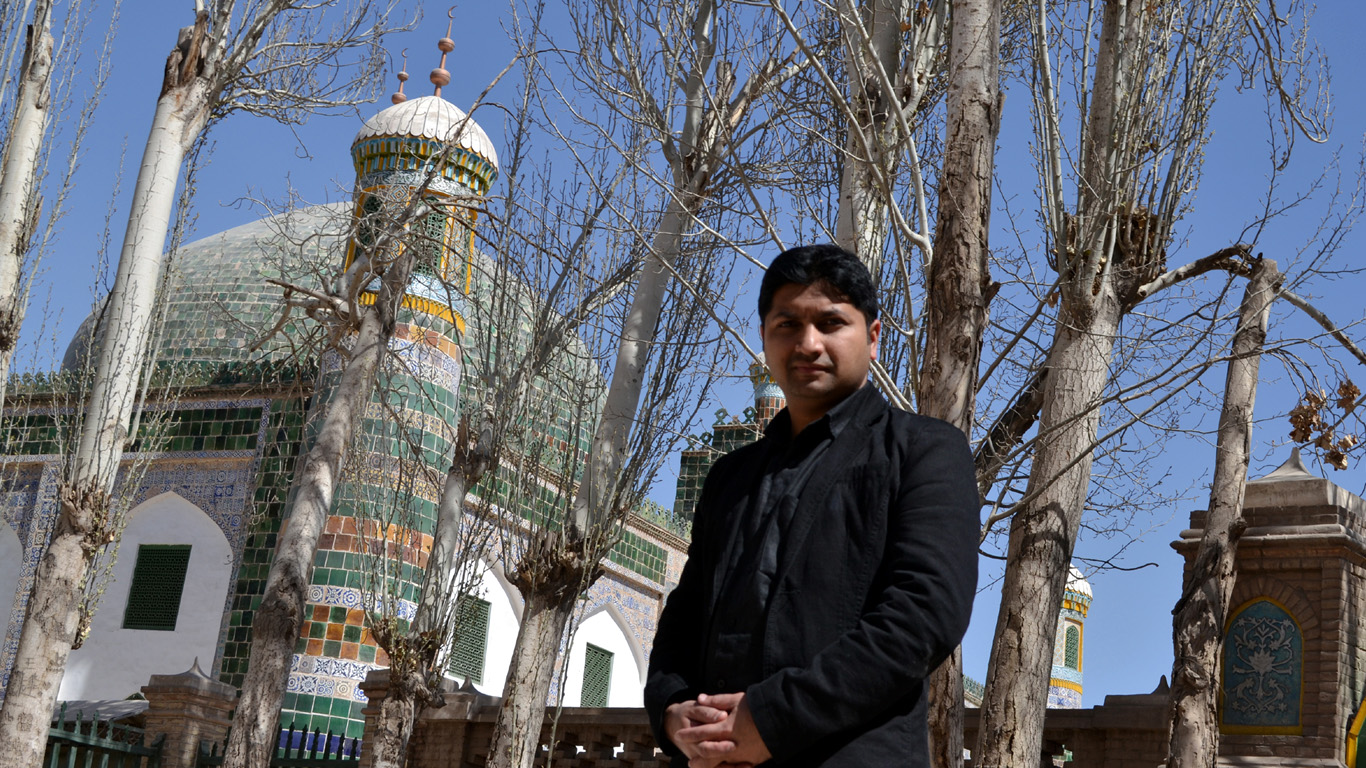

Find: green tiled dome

[63,204,347,371]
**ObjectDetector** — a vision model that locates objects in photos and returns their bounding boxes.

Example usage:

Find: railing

[46,703,165,768]
[406,702,671,768]
[196,723,360,767]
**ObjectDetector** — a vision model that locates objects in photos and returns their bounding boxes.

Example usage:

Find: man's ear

[868,318,882,360]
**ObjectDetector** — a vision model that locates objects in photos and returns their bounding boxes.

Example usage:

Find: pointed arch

[442,555,521,696]
[1221,597,1303,735]
[562,603,645,708]
[59,492,233,700]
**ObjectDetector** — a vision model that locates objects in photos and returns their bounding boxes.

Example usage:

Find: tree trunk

[1166,259,1279,767]
[224,257,411,768]
[569,200,684,534]
[364,437,490,768]
[364,666,427,768]
[833,0,942,275]
[484,193,687,768]
[919,0,1000,763]
[973,288,1122,766]
[487,535,590,768]
[0,0,51,409]
[0,29,210,765]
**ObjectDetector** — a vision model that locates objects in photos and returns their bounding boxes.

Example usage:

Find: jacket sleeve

[644,454,730,757]
[745,418,979,762]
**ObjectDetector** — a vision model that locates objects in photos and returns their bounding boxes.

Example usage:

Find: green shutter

[1064,625,1080,670]
[122,545,192,631]
[581,643,613,707]
[447,596,491,684]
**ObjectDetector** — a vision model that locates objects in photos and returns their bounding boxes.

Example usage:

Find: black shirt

[704,384,874,691]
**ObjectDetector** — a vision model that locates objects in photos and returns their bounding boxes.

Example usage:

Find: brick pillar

[357,668,391,768]
[140,659,236,768]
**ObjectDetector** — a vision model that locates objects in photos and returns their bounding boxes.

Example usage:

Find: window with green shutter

[447,595,491,684]
[122,545,192,631]
[1064,625,1081,670]
[581,643,613,707]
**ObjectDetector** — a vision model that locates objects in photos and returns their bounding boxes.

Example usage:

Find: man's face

[760,281,880,419]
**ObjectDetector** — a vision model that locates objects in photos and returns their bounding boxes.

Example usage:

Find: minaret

[276,28,501,747]
[749,361,784,430]
[1048,565,1092,708]
[346,14,499,337]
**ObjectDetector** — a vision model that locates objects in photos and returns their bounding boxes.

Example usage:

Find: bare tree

[1165,257,1278,767]
[0,0,51,408]
[0,2,399,764]
[973,0,1332,762]
[482,3,805,766]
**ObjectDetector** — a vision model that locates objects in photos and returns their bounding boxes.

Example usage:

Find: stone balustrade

[361,669,671,768]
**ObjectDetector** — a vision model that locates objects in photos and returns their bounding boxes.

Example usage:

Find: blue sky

[19,1,1366,708]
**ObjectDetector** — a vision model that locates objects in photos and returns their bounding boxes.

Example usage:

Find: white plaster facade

[443,558,522,697]
[58,492,233,700]
[0,524,22,638]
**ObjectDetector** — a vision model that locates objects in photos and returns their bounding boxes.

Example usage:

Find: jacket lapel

[770,388,886,591]
[709,462,755,610]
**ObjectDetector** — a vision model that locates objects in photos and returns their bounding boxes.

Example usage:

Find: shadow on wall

[58,492,233,700]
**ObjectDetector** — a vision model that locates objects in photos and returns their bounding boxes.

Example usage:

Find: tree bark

[0,0,51,410]
[364,434,492,768]
[973,287,1122,766]
[224,249,413,768]
[0,17,211,765]
[917,1,1000,767]
[1166,258,1279,767]
[487,535,590,768]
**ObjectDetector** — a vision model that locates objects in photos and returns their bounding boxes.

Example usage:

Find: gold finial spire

[391,49,410,104]
[429,7,455,96]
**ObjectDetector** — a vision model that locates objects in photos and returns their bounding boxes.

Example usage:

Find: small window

[412,205,449,279]
[581,643,613,707]
[1064,625,1080,670]
[447,596,491,684]
[122,545,192,631]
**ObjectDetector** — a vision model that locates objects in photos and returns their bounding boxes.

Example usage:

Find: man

[645,244,978,767]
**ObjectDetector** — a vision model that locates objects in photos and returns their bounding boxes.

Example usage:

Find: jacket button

[717,678,727,689]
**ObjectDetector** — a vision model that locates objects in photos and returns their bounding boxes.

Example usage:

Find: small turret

[1048,565,1092,708]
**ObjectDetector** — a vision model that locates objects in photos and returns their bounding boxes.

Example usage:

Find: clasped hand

[663,692,772,768]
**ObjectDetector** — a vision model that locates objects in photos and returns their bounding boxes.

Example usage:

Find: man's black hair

[758,244,879,324]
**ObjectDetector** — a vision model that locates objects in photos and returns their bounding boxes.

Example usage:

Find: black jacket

[645,387,979,767]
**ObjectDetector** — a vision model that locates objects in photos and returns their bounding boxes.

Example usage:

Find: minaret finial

[430,7,455,96]
[391,49,409,104]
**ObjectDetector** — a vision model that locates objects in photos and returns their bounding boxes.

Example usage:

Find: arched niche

[441,557,521,698]
[58,492,233,701]
[561,603,645,708]
[1221,597,1303,734]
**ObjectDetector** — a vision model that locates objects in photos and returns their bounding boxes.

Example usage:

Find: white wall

[445,559,521,697]
[561,605,644,708]
[0,523,23,624]
[59,493,233,700]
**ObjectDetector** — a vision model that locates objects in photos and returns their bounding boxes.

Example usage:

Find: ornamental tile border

[305,584,417,622]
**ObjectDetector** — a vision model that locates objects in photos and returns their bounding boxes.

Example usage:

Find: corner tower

[347,40,499,336]
[1048,565,1092,708]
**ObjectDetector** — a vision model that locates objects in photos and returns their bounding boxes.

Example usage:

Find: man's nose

[794,324,822,354]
